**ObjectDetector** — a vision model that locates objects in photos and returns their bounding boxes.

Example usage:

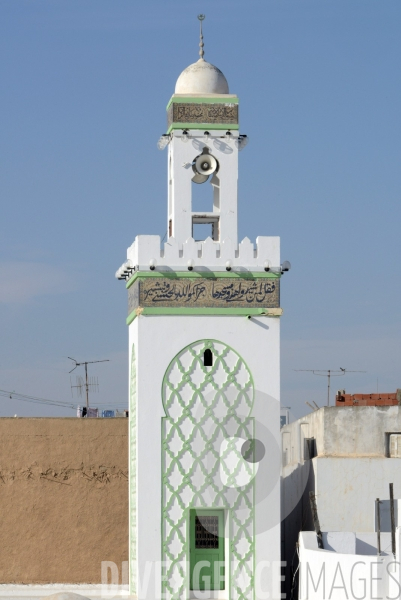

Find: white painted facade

[298,529,401,600]
[281,406,401,598]
[121,126,280,275]
[118,45,283,600]
[129,317,281,600]
[125,230,280,273]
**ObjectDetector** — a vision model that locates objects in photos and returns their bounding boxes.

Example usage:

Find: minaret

[116,17,287,600]
[165,14,239,248]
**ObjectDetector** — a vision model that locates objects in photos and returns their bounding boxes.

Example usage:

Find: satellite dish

[191,149,219,184]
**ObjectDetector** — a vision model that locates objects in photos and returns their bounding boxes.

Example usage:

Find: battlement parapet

[122,234,280,274]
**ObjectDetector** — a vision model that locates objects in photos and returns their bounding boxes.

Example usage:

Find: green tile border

[167,122,240,133]
[126,306,283,326]
[166,96,239,110]
[161,339,255,600]
[126,270,280,290]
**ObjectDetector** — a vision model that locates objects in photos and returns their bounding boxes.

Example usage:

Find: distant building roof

[336,389,401,406]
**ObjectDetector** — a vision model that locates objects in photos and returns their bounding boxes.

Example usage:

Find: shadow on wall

[281,459,316,600]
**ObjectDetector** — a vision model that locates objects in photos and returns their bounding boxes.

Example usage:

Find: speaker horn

[192,173,210,184]
[191,149,219,184]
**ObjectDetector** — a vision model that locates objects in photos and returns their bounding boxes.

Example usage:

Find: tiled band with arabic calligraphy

[167,102,238,128]
[128,277,280,314]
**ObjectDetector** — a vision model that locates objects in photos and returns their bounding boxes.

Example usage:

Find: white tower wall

[129,315,281,600]
[168,130,239,245]
[118,49,284,600]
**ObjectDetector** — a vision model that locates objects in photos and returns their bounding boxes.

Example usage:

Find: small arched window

[203,349,213,367]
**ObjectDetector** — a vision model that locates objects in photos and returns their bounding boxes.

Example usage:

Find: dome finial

[198,14,205,59]
[175,15,229,94]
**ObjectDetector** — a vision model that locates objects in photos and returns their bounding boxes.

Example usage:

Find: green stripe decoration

[161,340,255,600]
[126,271,281,324]
[166,96,239,110]
[126,307,282,326]
[126,271,280,290]
[167,122,239,133]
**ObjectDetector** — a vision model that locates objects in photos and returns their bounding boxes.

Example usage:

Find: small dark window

[204,349,213,367]
[304,438,316,460]
[195,515,219,549]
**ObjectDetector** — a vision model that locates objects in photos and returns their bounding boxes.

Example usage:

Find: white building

[281,405,401,598]
[280,407,290,429]
[116,21,286,600]
[298,529,401,600]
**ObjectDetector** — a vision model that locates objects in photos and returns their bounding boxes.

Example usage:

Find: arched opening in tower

[203,349,213,367]
[192,178,215,213]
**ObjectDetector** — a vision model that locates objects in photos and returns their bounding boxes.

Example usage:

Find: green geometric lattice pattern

[162,340,255,600]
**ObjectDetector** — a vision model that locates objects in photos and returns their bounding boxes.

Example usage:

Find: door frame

[188,508,230,599]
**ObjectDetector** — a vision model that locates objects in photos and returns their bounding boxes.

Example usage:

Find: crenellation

[199,236,216,262]
[220,237,233,261]
[161,236,180,263]
[238,237,254,263]
[122,234,280,274]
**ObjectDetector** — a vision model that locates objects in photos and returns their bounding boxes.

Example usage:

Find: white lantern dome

[175,58,229,95]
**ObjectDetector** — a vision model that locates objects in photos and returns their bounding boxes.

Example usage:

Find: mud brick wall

[0,418,128,583]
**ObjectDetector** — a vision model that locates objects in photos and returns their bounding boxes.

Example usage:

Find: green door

[190,509,225,591]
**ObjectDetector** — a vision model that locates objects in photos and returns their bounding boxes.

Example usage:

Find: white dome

[175,59,229,94]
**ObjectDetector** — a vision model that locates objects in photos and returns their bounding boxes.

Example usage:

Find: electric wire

[0,389,127,411]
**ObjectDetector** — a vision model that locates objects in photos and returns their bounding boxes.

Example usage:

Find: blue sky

[1,0,400,418]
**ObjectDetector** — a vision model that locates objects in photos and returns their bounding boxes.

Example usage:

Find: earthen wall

[0,418,128,583]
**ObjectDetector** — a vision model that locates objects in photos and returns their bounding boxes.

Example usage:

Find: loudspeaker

[192,172,210,184]
[191,149,219,184]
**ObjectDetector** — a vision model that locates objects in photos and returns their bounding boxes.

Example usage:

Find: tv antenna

[68,357,110,409]
[295,368,366,407]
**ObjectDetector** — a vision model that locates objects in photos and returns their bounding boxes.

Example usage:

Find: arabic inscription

[128,278,279,313]
[167,103,239,127]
